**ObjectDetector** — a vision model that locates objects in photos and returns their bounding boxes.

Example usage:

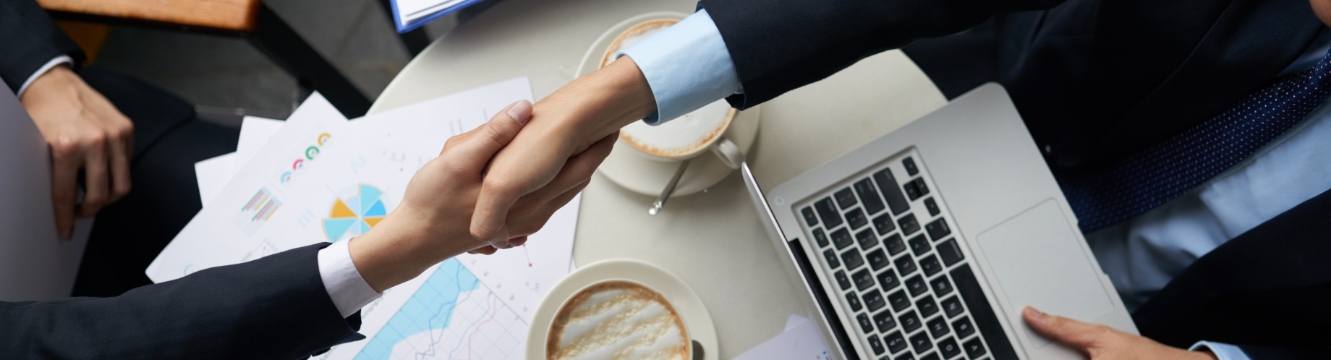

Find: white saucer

[578,12,761,197]
[526,259,718,360]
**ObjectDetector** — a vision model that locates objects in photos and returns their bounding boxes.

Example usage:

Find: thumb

[1022,306,1104,351]
[450,100,532,168]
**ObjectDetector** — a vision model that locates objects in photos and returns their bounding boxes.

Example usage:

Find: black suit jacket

[1,244,365,359]
[698,0,1329,355]
[0,0,84,93]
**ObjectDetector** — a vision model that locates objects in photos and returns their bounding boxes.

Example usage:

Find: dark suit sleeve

[0,243,365,359]
[0,0,85,93]
[698,0,1065,108]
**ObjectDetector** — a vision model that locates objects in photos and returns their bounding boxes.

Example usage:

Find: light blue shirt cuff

[1189,341,1251,360]
[616,9,741,125]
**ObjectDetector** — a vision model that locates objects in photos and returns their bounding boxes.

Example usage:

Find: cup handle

[710,137,744,169]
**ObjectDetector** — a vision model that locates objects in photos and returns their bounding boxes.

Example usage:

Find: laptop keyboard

[798,153,1016,360]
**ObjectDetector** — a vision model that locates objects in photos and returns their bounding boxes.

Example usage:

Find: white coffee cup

[604,20,745,169]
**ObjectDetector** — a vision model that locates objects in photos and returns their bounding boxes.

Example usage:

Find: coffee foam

[547,281,689,360]
[603,19,736,158]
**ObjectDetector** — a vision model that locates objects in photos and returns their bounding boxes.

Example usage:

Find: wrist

[347,208,479,292]
[540,57,655,147]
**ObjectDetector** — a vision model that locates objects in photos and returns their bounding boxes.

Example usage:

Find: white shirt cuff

[17,56,74,98]
[617,9,741,124]
[1189,341,1251,360]
[316,239,382,318]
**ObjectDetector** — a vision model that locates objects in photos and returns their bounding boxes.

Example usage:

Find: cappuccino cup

[547,281,690,360]
[603,20,745,169]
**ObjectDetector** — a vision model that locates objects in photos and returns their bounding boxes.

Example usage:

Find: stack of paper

[390,0,484,33]
[159,77,576,360]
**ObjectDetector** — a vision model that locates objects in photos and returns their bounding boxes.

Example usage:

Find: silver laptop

[742,83,1136,360]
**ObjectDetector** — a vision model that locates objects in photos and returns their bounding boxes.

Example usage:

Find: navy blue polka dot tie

[1058,48,1331,232]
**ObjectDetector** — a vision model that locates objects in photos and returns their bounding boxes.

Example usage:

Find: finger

[448,100,532,173]
[50,139,81,240]
[509,179,590,238]
[1022,307,1107,350]
[468,246,498,255]
[77,135,110,218]
[508,236,528,247]
[107,126,133,202]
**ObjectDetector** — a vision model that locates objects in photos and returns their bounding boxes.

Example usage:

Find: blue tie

[1058,48,1331,232]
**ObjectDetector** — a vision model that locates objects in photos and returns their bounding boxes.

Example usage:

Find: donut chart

[322,184,388,242]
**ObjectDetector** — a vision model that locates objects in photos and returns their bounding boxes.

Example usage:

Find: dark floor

[91,0,458,119]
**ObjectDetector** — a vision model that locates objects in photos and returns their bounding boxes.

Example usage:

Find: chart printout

[152,78,579,359]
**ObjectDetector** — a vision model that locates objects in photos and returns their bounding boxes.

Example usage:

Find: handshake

[347,58,657,292]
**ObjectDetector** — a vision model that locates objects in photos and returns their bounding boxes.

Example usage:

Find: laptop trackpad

[977,199,1113,349]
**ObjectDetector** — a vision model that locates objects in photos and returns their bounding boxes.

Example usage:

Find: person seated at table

[460,0,1331,358]
[0,97,614,357]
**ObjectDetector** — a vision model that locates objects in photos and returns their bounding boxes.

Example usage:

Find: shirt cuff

[317,239,382,318]
[616,9,741,124]
[17,56,74,98]
[1190,341,1251,360]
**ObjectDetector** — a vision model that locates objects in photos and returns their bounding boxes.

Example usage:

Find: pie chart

[322,184,389,242]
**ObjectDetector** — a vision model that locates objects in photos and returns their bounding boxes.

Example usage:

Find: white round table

[369,0,948,356]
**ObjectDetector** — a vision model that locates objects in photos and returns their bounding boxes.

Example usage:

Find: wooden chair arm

[37,0,261,33]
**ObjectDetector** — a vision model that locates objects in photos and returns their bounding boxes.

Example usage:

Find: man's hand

[1022,307,1217,360]
[469,57,656,247]
[348,100,615,292]
[20,65,134,240]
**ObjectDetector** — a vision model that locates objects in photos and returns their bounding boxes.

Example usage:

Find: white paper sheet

[734,315,835,360]
[194,153,236,204]
[233,116,285,174]
[0,89,94,301]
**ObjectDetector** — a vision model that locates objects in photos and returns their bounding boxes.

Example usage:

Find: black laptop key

[953,316,975,338]
[842,248,866,270]
[938,337,961,359]
[888,290,911,311]
[824,249,841,269]
[902,157,919,176]
[952,264,1019,360]
[832,228,854,249]
[854,178,887,215]
[963,337,987,359]
[917,353,938,360]
[873,169,911,215]
[868,334,886,355]
[908,234,932,256]
[937,238,965,266]
[846,208,869,229]
[835,187,858,209]
[895,255,918,276]
[900,310,922,333]
[872,213,897,236]
[916,295,939,317]
[867,249,891,271]
[895,352,915,360]
[927,317,951,339]
[847,292,864,312]
[908,330,931,353]
[925,218,951,241]
[812,228,830,248]
[884,234,907,255]
[923,197,940,216]
[905,275,928,297]
[853,268,876,291]
[857,229,879,249]
[898,214,921,236]
[873,310,897,333]
[940,296,964,318]
[884,331,908,354]
[863,290,887,312]
[856,312,873,332]
[815,197,843,228]
[903,178,930,201]
[801,206,820,226]
[877,269,900,291]
[931,275,955,296]
[919,254,943,276]
[835,270,852,290]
